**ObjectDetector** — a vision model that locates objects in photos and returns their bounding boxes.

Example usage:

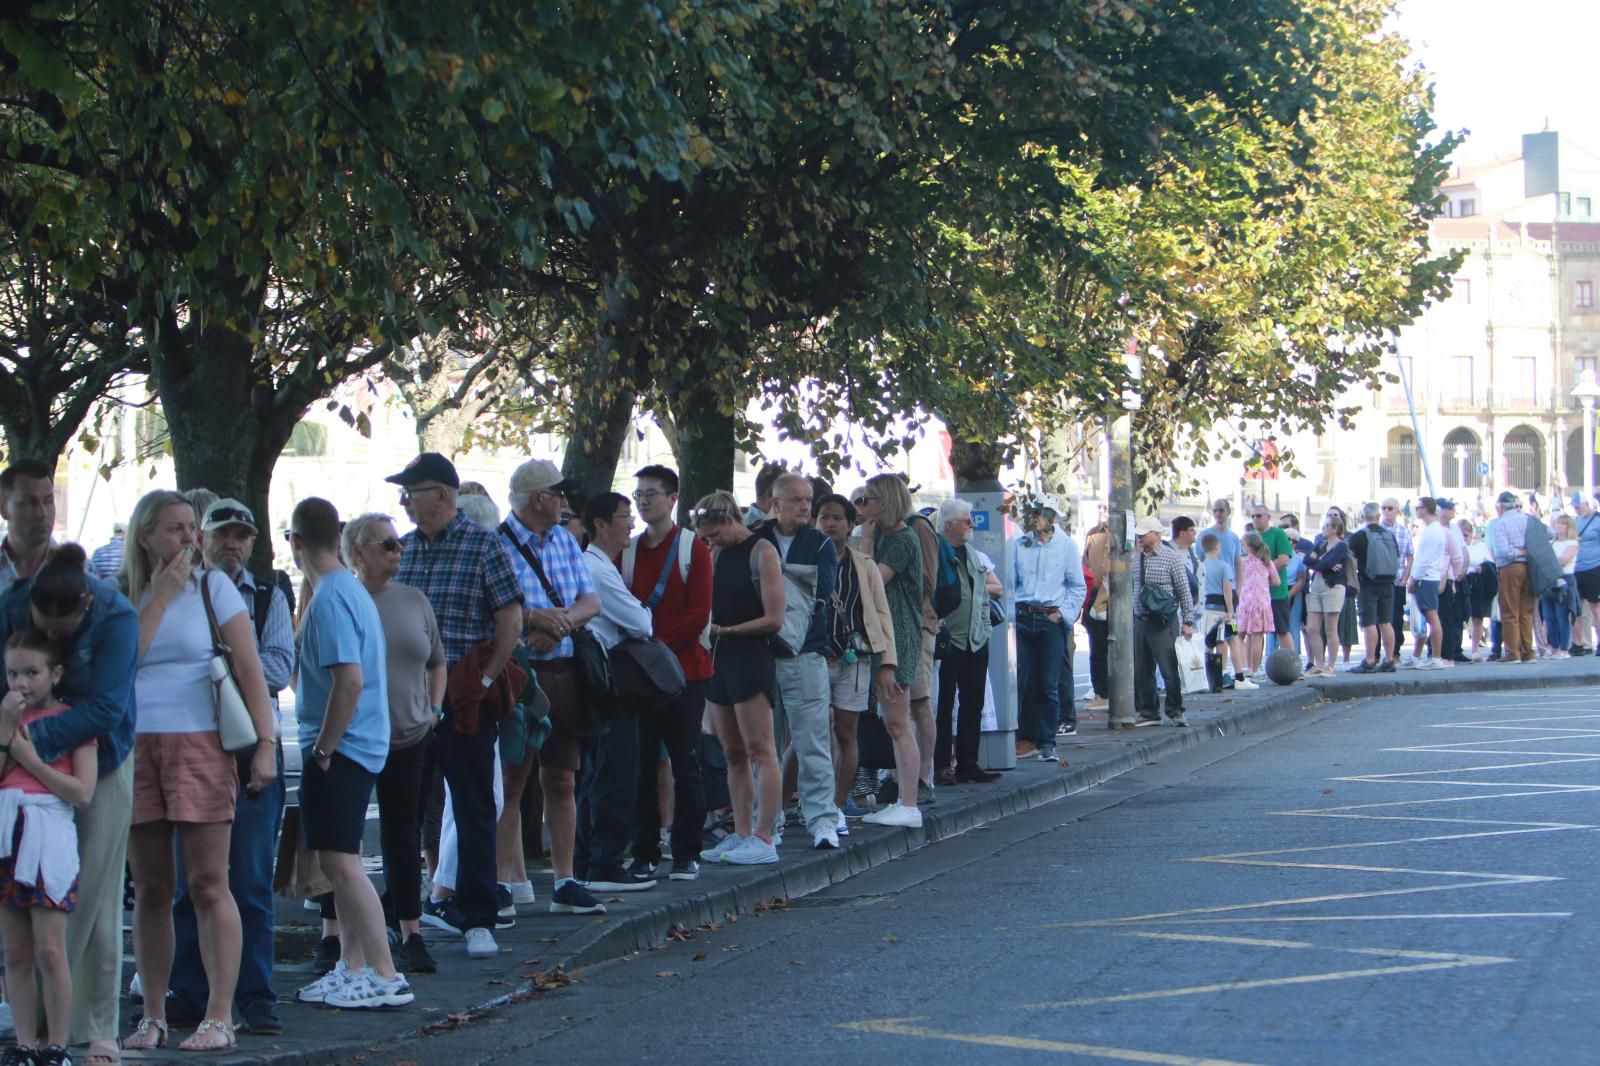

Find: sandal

[122,1016,168,1050]
[85,1041,121,1066]
[178,1018,236,1053]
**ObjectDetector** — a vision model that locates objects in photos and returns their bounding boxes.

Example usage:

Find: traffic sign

[1477,461,1490,477]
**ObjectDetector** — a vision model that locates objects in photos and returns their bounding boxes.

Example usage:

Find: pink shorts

[132,731,238,825]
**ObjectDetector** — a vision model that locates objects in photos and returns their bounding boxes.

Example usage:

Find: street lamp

[1573,369,1600,501]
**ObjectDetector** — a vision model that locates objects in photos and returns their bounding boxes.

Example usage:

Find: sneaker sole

[324,990,416,1009]
[582,881,657,893]
[668,872,700,881]
[723,855,779,865]
[418,913,462,936]
[549,903,608,914]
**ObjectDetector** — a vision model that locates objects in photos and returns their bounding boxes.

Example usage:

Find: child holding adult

[0,630,99,1066]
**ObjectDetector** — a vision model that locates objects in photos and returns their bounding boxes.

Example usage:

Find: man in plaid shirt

[1131,514,1195,728]
[390,453,523,959]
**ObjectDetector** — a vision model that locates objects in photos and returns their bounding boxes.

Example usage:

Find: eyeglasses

[632,489,667,503]
[1381,505,1396,511]
[363,537,402,553]
[399,485,447,502]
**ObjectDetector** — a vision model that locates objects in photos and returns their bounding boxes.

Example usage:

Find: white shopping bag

[1175,632,1211,694]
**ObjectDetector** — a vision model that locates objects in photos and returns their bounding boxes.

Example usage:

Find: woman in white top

[121,491,275,1052]
[1542,513,1580,658]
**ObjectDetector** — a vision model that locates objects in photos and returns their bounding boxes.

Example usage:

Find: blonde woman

[1543,513,1580,657]
[693,491,787,866]
[1302,514,1350,677]
[120,490,275,1052]
[857,474,925,828]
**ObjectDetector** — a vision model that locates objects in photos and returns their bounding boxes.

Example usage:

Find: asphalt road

[402,688,1600,1065]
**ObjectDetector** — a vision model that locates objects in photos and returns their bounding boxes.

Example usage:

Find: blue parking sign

[972,510,990,531]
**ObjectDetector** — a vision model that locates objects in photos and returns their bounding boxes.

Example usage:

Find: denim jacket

[0,573,138,777]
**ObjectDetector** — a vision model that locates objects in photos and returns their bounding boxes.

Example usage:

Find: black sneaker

[549,880,607,915]
[420,896,464,935]
[240,996,283,1035]
[496,882,516,918]
[583,865,657,892]
[1377,660,1397,673]
[1058,724,1078,737]
[1351,660,1376,674]
[398,932,437,975]
[38,1047,70,1066]
[627,856,659,879]
[312,934,341,975]
[669,860,700,881]
[1,1046,36,1066]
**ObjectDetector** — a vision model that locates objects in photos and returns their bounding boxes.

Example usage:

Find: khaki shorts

[828,655,874,712]
[132,731,238,825]
[909,628,937,701]
[1306,575,1347,615]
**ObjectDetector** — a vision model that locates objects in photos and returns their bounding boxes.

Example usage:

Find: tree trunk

[670,378,736,523]
[950,436,1006,491]
[560,270,646,493]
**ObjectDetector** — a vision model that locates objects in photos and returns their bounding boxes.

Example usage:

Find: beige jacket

[842,544,897,669]
[1085,529,1110,613]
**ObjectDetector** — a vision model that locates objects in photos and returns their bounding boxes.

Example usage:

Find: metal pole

[1585,398,1595,501]
[1396,350,1436,494]
[1107,410,1136,728]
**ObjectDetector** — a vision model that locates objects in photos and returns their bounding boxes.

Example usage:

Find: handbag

[987,597,1006,629]
[1138,553,1178,624]
[499,524,615,735]
[199,570,259,753]
[933,622,952,661]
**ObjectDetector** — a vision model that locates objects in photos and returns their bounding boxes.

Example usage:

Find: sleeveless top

[713,535,765,626]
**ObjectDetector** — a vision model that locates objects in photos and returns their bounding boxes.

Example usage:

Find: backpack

[1362,524,1399,582]
[908,513,961,618]
[621,527,709,648]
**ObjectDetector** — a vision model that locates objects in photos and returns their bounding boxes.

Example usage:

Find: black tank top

[713,535,765,626]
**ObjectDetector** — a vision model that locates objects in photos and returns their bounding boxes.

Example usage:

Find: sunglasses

[206,506,254,528]
[691,507,738,524]
[399,485,447,502]
[364,537,403,552]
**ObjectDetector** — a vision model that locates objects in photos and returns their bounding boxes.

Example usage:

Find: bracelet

[431,705,444,718]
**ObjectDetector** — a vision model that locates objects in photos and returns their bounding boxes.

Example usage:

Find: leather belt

[1017,603,1057,616]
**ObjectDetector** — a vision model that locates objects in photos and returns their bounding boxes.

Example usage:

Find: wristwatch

[311,744,331,763]
[480,673,495,690]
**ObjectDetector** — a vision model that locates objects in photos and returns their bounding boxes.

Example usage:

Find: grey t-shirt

[369,581,445,750]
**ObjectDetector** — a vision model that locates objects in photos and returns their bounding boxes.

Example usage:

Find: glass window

[1579,281,1595,309]
[1581,196,1594,218]
[1458,198,1475,217]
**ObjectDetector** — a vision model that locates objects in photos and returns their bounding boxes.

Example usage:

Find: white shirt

[1412,521,1448,583]
[135,570,246,733]
[583,545,653,650]
[1554,539,1579,576]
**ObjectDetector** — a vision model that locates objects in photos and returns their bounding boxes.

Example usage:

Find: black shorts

[1578,567,1600,604]
[1270,598,1290,636]
[299,752,376,855]
[1358,579,1395,627]
[707,635,776,706]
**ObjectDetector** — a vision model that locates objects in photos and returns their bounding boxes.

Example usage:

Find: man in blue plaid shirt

[499,459,605,915]
[391,453,523,960]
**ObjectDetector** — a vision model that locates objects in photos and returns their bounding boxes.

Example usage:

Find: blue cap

[1436,498,1456,511]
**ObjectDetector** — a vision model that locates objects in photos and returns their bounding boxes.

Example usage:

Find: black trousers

[435,700,500,932]
[1439,582,1464,660]
[377,736,431,925]
[575,712,639,879]
[1084,613,1108,698]
[1134,615,1183,716]
[633,679,707,866]
[936,641,990,771]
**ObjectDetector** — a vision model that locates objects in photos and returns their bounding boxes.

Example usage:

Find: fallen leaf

[656,970,681,978]
[789,959,806,966]
[666,925,694,942]
[521,958,542,965]
[719,945,741,952]
[696,919,721,932]
[538,937,560,944]
[882,934,899,943]
[755,897,790,912]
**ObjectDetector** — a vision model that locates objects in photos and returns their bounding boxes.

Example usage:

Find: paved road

[402,687,1600,1065]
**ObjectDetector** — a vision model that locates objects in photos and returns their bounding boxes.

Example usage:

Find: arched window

[1566,428,1598,491]
[1379,427,1419,489]
[1503,425,1544,492]
[1441,428,1481,489]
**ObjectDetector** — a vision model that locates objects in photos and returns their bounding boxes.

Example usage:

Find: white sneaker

[324,967,415,1009]
[812,825,840,850]
[296,961,351,1004]
[862,802,900,824]
[723,837,779,865]
[1418,658,1445,670]
[701,833,746,863]
[465,927,498,959]
[503,879,537,905]
[866,803,923,828]
[835,812,850,837]
[1233,677,1259,690]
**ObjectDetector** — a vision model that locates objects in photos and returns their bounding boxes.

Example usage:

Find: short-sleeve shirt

[0,704,91,795]
[1206,526,1242,576]
[878,526,924,686]
[396,512,522,667]
[297,570,390,774]
[135,569,246,734]
[1257,525,1293,601]
[1576,513,1600,572]
[499,513,596,662]
[369,582,445,751]
[1203,556,1232,600]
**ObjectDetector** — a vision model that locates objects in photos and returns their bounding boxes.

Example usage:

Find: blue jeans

[1015,610,1064,746]
[170,742,285,1013]
[1542,580,1573,650]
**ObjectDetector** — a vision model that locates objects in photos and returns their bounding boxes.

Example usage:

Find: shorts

[0,819,77,911]
[1270,598,1290,636]
[1199,609,1235,646]
[298,752,376,854]
[1578,567,1600,604]
[530,662,582,774]
[707,635,776,708]
[1358,580,1395,628]
[1305,576,1346,615]
[1413,579,1441,612]
[909,628,937,702]
[828,654,874,713]
[132,731,238,826]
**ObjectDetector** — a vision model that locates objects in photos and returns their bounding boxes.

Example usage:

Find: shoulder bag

[499,523,614,733]
[608,538,688,710]
[199,570,259,753]
[748,537,816,658]
[1138,553,1178,625]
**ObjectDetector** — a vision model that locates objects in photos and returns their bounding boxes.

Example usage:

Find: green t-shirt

[878,526,925,686]
[1259,524,1293,601]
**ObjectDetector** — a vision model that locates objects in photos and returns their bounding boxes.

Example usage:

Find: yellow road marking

[835,1018,1268,1066]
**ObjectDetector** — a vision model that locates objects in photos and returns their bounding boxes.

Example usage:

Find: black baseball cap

[385,452,461,489]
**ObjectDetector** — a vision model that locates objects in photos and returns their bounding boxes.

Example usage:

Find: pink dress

[1237,555,1274,634]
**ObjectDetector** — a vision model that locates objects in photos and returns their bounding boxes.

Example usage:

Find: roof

[1430,217,1524,243]
[1441,153,1522,189]
[1524,222,1600,242]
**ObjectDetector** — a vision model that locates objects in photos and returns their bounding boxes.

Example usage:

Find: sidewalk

[124,653,1600,1064]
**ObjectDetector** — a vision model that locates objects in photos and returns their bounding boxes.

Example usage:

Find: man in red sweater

[620,465,714,880]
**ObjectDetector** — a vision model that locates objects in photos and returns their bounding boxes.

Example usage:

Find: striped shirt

[499,512,595,662]
[90,536,125,580]
[1131,542,1195,625]
[396,511,522,667]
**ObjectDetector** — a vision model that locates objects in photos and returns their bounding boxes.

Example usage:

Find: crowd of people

[0,454,1035,1062]
[1089,490,1600,727]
